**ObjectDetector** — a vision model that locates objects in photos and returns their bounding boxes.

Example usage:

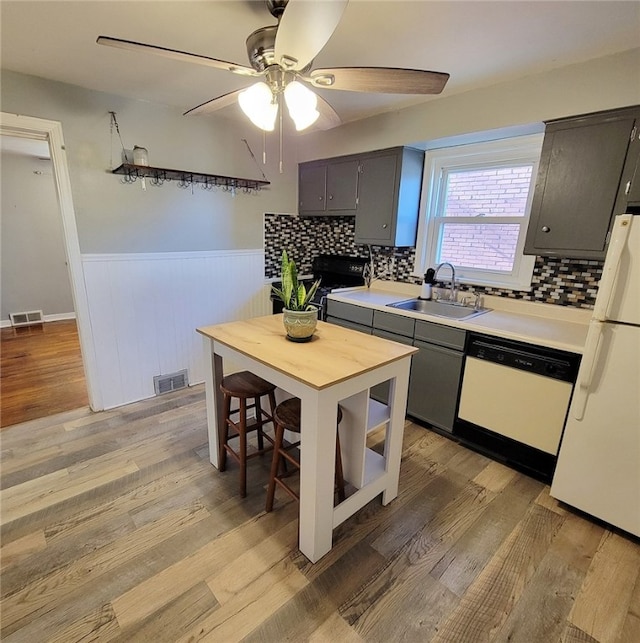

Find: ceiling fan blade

[274,0,348,71]
[183,88,245,116]
[306,67,450,94]
[97,36,257,77]
[314,94,342,131]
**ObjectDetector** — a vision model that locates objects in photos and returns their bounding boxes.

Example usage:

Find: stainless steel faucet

[434,262,457,301]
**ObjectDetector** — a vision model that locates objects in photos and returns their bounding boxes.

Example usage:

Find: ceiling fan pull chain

[279,94,283,175]
[241,138,268,179]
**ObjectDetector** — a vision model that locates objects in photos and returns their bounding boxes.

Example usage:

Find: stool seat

[266,397,346,512]
[274,398,343,433]
[220,371,276,399]
[218,370,277,497]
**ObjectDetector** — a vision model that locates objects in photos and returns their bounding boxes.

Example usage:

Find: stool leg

[254,396,265,452]
[219,393,231,472]
[239,398,248,498]
[267,391,277,426]
[335,429,346,502]
[265,390,278,463]
[266,423,285,512]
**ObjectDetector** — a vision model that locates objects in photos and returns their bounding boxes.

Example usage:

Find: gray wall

[1,150,75,319]
[3,49,638,258]
[0,70,298,254]
[297,48,640,161]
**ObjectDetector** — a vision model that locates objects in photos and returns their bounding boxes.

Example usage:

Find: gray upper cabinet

[616,118,640,209]
[355,147,424,247]
[298,147,424,246]
[298,163,326,213]
[524,106,640,260]
[327,158,359,213]
[298,158,359,215]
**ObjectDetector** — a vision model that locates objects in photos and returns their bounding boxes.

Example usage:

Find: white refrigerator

[551,214,640,537]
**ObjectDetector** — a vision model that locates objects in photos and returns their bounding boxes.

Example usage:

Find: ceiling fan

[97,0,449,132]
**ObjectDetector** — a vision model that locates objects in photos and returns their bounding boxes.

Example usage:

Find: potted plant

[271,250,321,342]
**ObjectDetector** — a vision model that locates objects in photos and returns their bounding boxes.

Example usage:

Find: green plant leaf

[273,250,321,311]
[280,250,294,308]
[297,282,306,308]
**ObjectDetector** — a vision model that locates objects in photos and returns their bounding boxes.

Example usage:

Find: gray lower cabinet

[325,300,373,328]
[409,321,466,433]
[370,311,415,406]
[325,316,372,333]
[326,301,466,432]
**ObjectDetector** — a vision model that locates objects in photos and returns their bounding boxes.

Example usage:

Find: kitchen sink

[387,298,491,320]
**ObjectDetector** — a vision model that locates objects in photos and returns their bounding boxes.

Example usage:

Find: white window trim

[414,133,544,291]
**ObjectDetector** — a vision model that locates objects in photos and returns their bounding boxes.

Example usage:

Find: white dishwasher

[456,334,581,481]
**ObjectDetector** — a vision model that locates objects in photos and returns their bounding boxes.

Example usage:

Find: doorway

[0,113,100,417]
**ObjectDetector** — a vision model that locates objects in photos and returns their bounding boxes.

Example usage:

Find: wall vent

[153,369,189,396]
[9,310,44,327]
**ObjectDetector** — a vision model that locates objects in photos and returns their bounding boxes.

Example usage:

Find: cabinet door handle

[328,194,334,200]
[318,196,323,201]
[382,224,388,229]
[541,226,551,233]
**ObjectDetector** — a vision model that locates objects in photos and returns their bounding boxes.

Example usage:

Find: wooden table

[197,314,417,562]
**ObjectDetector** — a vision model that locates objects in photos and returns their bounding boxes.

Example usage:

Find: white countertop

[327,282,591,354]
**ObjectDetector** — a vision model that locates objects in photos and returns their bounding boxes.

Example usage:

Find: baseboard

[1,312,76,328]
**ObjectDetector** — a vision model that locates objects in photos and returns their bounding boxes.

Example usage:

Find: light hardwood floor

[0,385,638,642]
[0,320,89,428]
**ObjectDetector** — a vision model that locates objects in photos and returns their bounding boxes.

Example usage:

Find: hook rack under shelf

[111,163,270,193]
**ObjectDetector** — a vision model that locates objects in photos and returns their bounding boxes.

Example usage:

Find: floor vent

[9,310,44,327]
[153,369,189,396]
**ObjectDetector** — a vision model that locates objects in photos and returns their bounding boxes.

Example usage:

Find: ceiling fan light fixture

[284,81,319,131]
[238,82,277,131]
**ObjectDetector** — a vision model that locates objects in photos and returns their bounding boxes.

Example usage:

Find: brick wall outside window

[444,167,532,217]
[437,166,533,271]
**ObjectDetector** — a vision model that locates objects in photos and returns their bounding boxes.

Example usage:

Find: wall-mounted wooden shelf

[111,163,270,193]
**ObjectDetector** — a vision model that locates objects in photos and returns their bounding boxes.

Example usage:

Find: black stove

[271,254,369,319]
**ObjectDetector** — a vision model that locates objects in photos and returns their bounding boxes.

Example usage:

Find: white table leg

[202,336,224,469]
[298,390,338,563]
[382,356,411,505]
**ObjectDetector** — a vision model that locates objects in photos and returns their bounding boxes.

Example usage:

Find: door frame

[1,112,101,410]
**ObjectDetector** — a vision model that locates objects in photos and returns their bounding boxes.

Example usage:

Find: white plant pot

[282,308,318,342]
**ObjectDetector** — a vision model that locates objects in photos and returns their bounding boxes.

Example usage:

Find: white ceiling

[1,0,639,128]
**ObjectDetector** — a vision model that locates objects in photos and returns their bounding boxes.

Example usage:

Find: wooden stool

[266,397,346,511]
[219,371,277,497]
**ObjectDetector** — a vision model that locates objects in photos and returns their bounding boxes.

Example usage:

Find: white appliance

[551,214,640,537]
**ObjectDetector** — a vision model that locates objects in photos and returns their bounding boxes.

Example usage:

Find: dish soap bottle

[420,268,436,300]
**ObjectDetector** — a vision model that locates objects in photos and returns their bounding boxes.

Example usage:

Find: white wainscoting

[82,250,271,409]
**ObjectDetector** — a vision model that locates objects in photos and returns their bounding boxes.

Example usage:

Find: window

[414,134,543,290]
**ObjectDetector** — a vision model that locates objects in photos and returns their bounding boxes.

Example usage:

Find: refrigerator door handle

[593,214,632,321]
[572,320,604,420]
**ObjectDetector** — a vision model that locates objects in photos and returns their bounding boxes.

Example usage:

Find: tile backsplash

[264,213,602,308]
